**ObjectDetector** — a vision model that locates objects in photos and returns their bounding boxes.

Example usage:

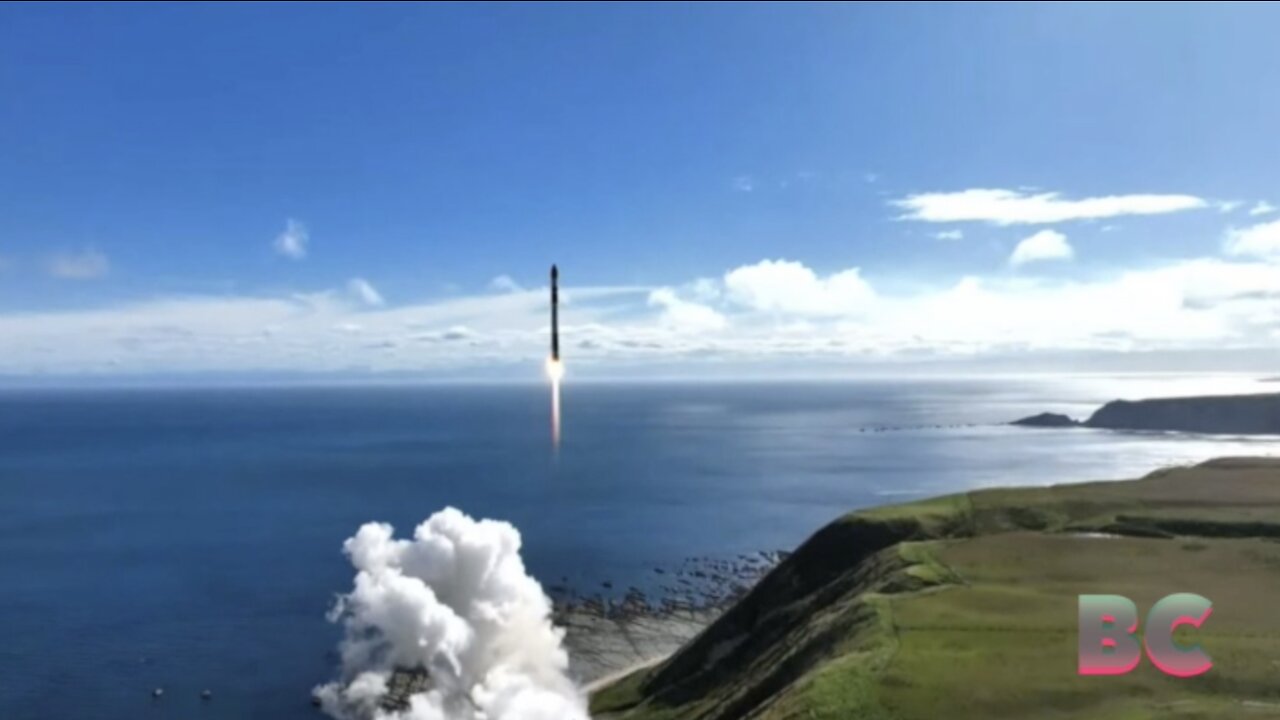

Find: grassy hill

[591,458,1280,719]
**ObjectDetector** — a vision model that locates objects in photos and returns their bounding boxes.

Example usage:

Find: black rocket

[550,264,560,361]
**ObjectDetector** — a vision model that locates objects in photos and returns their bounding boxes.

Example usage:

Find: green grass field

[592,458,1280,720]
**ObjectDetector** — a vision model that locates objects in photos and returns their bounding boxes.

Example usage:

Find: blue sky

[2,3,1280,379]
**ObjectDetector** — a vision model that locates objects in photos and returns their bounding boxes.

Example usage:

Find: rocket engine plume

[548,366,561,449]
[548,264,563,448]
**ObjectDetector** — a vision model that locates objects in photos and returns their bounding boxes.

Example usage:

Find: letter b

[1078,594,1142,675]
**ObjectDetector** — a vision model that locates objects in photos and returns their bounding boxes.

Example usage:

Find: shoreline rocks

[550,550,788,683]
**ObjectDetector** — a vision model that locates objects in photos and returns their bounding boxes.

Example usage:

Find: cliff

[1011,392,1280,435]
[1084,392,1280,434]
[592,458,1280,719]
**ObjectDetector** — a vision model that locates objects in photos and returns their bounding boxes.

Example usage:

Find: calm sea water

[1,376,1275,719]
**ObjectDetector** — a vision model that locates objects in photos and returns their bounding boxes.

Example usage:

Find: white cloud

[274,218,308,259]
[49,248,110,279]
[893,188,1207,225]
[12,240,1280,376]
[1010,230,1073,267]
[415,325,475,342]
[934,229,964,241]
[1216,200,1245,213]
[1224,218,1280,259]
[723,259,874,316]
[442,325,473,340]
[346,278,384,307]
[647,287,727,332]
[732,175,755,192]
[489,274,523,293]
[1250,201,1277,217]
[687,277,720,302]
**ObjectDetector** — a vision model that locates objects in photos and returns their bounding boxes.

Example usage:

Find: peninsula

[1013,392,1280,434]
[591,458,1280,719]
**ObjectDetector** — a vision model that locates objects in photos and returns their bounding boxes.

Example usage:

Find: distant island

[1010,411,1079,428]
[1012,392,1280,435]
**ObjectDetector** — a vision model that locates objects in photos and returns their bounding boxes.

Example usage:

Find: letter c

[1144,593,1213,678]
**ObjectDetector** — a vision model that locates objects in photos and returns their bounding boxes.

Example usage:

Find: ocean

[0,375,1275,719]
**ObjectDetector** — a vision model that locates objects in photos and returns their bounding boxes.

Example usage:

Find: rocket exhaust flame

[548,361,562,449]
[548,265,563,449]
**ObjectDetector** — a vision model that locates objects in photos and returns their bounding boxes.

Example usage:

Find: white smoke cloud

[315,508,589,720]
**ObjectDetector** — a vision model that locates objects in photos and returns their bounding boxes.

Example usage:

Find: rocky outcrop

[1010,412,1079,428]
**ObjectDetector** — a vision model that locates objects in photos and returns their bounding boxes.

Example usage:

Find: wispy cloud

[1224,218,1280,259]
[1250,201,1277,217]
[864,172,879,184]
[415,325,475,343]
[778,171,819,189]
[488,274,523,293]
[893,188,1207,225]
[48,248,110,279]
[687,277,720,302]
[731,175,755,193]
[933,229,964,241]
[347,277,385,307]
[273,218,308,259]
[1216,199,1245,213]
[1009,229,1073,267]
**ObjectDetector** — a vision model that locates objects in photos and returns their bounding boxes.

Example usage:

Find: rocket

[550,264,560,361]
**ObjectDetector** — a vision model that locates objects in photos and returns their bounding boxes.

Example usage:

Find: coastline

[552,551,786,683]
[559,604,720,685]
[592,457,1280,719]
[1013,391,1280,435]
[584,656,668,695]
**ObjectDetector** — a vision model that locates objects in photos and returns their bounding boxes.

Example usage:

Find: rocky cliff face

[1085,392,1280,434]
[592,459,1280,720]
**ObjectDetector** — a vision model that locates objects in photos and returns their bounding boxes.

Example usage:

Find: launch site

[3,3,1280,720]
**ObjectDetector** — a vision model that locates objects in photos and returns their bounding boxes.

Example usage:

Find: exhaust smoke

[314,508,589,720]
